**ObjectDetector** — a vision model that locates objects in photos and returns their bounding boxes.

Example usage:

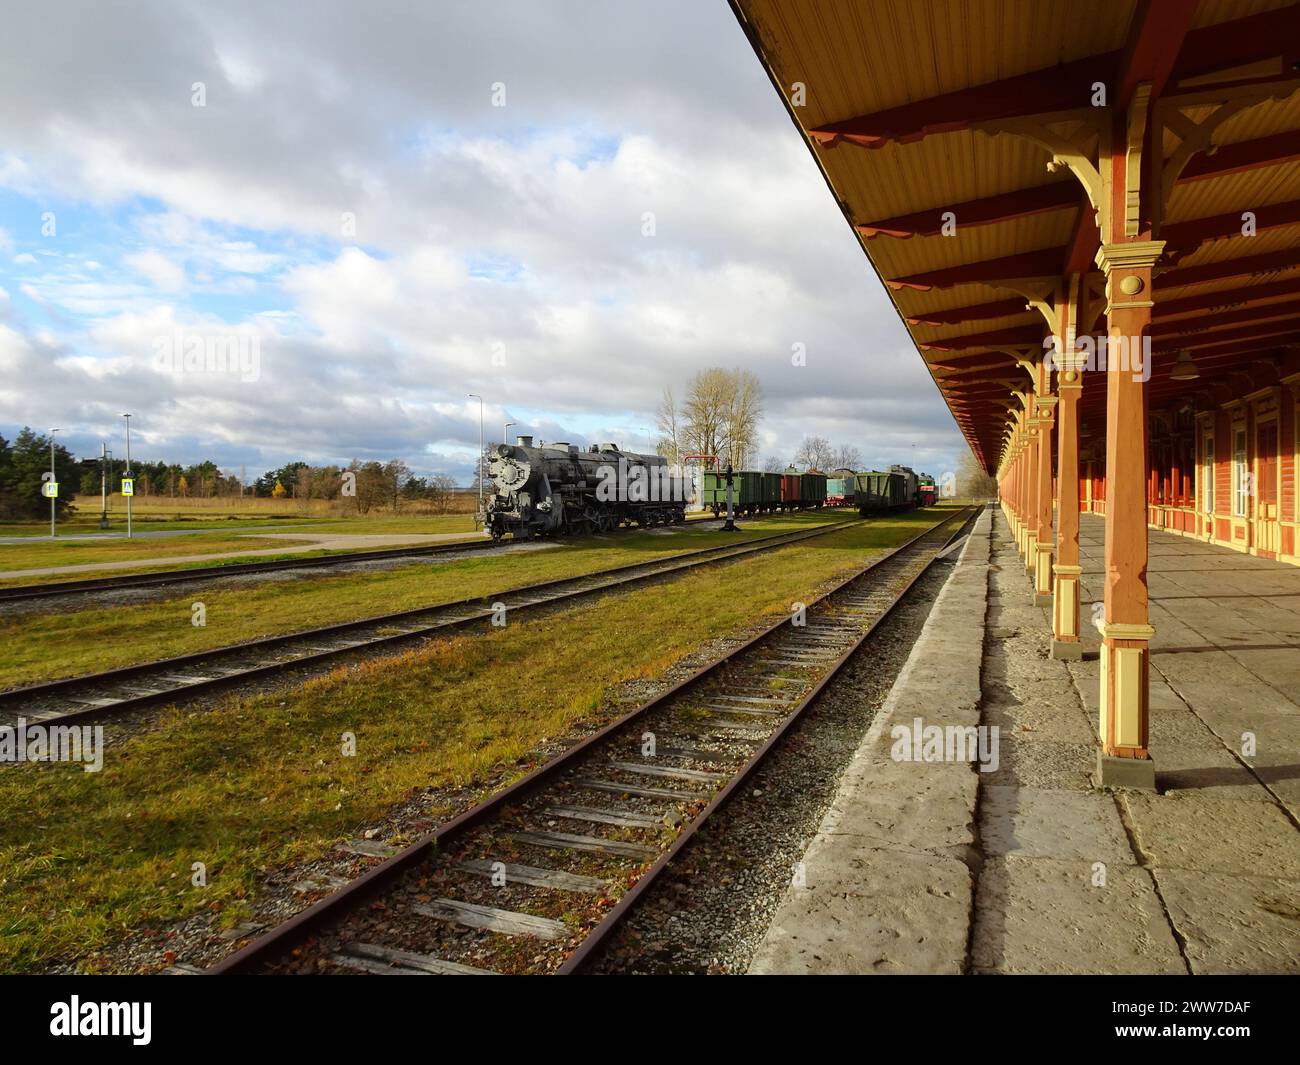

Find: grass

[0,534,325,574]
[0,508,955,973]
[0,507,781,583]
[0,511,858,689]
[0,492,477,534]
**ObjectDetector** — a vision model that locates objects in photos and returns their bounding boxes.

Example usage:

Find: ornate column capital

[1094,240,1166,274]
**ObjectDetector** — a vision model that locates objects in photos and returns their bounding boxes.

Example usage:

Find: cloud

[0,0,967,483]
[124,250,185,292]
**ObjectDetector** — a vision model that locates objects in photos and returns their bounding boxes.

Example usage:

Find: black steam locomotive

[484,436,689,540]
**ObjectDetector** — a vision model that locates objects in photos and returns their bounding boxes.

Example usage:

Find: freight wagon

[701,469,782,515]
[825,475,855,507]
[701,467,829,515]
[854,469,914,515]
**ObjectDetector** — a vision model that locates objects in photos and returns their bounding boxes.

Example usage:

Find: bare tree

[761,454,785,472]
[793,434,834,471]
[671,367,764,468]
[656,386,683,465]
[833,444,864,471]
[429,473,458,512]
[956,449,997,500]
[724,368,763,469]
[680,368,731,462]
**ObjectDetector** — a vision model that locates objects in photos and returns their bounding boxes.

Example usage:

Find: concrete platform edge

[747,507,992,974]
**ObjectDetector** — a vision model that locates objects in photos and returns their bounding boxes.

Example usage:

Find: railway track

[0,509,826,604]
[0,516,871,731]
[206,506,976,976]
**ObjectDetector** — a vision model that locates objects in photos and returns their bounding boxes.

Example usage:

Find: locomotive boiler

[484,436,689,540]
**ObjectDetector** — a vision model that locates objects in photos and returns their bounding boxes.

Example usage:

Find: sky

[0,0,968,486]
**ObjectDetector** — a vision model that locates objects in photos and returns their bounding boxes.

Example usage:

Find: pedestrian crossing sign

[122,478,135,497]
[42,481,58,498]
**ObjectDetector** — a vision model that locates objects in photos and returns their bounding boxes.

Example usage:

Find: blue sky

[0,0,966,486]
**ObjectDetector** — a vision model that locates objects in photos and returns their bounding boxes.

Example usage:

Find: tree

[793,434,834,471]
[383,459,410,512]
[177,475,189,497]
[957,449,998,500]
[0,428,79,520]
[271,479,287,498]
[656,386,683,465]
[832,444,864,471]
[724,369,763,469]
[665,367,764,468]
[761,455,785,472]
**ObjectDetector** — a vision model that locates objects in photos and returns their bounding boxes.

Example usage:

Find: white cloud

[124,250,185,292]
[0,0,967,482]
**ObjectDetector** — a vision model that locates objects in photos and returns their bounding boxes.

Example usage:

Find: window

[1232,429,1248,517]
[1202,433,1214,515]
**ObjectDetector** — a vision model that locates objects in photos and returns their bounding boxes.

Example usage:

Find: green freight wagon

[701,469,769,515]
[855,470,911,514]
[800,472,827,509]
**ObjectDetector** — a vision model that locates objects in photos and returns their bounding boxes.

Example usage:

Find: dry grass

[0,513,854,688]
[0,510,949,972]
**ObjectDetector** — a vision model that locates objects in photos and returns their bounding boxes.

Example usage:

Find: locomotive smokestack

[516,435,534,447]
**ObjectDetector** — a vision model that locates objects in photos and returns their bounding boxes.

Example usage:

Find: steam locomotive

[484,436,690,540]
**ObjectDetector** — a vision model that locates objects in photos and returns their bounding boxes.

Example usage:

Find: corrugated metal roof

[733,0,1300,468]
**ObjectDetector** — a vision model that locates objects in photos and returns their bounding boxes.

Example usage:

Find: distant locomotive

[484,436,688,540]
[917,473,938,507]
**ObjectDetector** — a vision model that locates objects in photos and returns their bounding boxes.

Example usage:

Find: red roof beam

[1154,316,1300,352]
[1162,198,1300,256]
[1117,0,1198,106]
[887,247,1066,291]
[856,182,1078,239]
[1180,130,1300,183]
[1151,297,1300,338]
[1157,247,1300,289]
[809,6,1299,152]
[1153,275,1300,318]
[918,325,1044,352]
[904,297,1029,327]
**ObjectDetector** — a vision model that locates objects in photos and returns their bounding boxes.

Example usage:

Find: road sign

[41,481,58,498]
[121,478,135,497]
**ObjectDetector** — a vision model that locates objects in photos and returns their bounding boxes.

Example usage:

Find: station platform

[750,507,1300,974]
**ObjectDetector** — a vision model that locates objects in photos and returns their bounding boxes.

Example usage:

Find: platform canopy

[730,0,1300,472]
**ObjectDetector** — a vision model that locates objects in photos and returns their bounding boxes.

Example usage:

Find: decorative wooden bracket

[972,108,1109,219]
[1152,78,1300,234]
[1125,83,1152,237]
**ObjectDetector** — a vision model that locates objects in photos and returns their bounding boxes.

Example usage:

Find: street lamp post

[48,428,60,539]
[468,394,484,525]
[100,442,110,529]
[503,420,516,445]
[122,413,133,539]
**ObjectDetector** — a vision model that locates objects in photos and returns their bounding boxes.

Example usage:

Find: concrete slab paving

[981,786,1133,863]
[971,856,1185,975]
[1156,868,1300,974]
[748,509,992,975]
[1121,792,1300,879]
[749,507,1300,974]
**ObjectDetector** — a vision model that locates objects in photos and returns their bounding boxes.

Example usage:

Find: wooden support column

[1094,239,1163,790]
[1053,351,1083,659]
[1023,397,1040,570]
[1033,363,1057,604]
